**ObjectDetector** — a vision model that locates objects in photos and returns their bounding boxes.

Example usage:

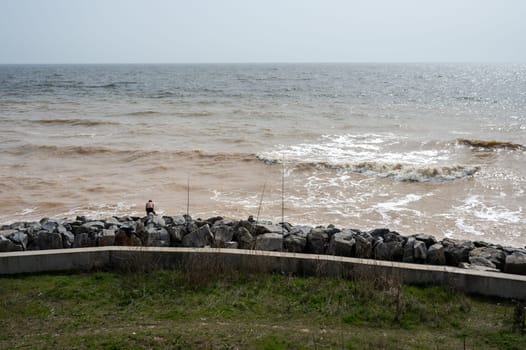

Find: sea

[0,63,525,246]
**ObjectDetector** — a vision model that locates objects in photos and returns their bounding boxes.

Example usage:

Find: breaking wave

[256,134,484,182]
[457,138,525,151]
[257,155,479,182]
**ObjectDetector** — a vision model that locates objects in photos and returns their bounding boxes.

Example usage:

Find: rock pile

[1,215,526,276]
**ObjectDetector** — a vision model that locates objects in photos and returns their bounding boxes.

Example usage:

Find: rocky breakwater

[1,215,526,276]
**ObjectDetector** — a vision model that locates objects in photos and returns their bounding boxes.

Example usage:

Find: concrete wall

[1,247,526,300]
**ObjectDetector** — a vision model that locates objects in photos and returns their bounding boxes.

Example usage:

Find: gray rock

[26,222,42,235]
[212,224,235,248]
[253,224,283,236]
[182,224,214,248]
[443,239,474,267]
[291,225,312,237]
[7,231,28,250]
[71,223,90,235]
[235,227,255,250]
[469,256,497,269]
[327,230,355,257]
[284,233,307,253]
[374,239,403,261]
[369,228,390,239]
[170,215,187,226]
[73,232,97,248]
[151,215,166,227]
[134,221,147,243]
[413,240,428,262]
[167,225,185,246]
[61,231,75,248]
[355,234,372,258]
[98,229,116,246]
[114,230,142,246]
[0,235,23,252]
[56,224,69,235]
[415,234,437,248]
[306,228,328,254]
[147,228,170,247]
[29,230,63,250]
[459,262,500,273]
[504,253,526,275]
[0,229,19,236]
[81,221,105,234]
[469,247,506,270]
[402,237,416,263]
[255,233,283,252]
[104,217,121,227]
[40,218,58,232]
[426,243,446,265]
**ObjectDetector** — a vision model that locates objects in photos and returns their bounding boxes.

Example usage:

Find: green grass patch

[1,269,525,349]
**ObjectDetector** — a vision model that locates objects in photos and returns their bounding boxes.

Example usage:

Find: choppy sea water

[0,63,525,246]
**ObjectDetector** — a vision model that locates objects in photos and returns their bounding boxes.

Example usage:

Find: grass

[1,269,525,349]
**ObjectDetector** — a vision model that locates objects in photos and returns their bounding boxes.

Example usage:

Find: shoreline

[1,213,526,276]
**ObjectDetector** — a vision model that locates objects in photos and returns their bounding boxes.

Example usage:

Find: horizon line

[1,60,524,65]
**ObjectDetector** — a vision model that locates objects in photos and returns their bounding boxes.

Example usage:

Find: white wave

[258,133,478,182]
[454,195,525,224]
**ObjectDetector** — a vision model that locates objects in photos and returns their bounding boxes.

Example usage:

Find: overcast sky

[1,0,525,64]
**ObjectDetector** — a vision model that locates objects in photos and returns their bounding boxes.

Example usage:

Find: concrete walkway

[1,247,525,300]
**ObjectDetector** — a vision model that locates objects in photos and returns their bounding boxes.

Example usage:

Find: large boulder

[182,224,214,248]
[413,240,428,262]
[415,234,437,248]
[7,231,29,250]
[504,253,526,275]
[469,257,497,269]
[426,243,446,265]
[114,230,142,246]
[354,234,373,258]
[82,221,106,232]
[212,223,235,248]
[98,229,116,246]
[459,262,500,273]
[253,224,283,236]
[169,215,187,226]
[146,227,170,247]
[402,237,416,263]
[40,218,59,233]
[255,233,283,252]
[0,235,23,252]
[104,217,121,227]
[374,239,403,261]
[283,233,307,253]
[443,239,474,267]
[235,227,255,250]
[306,228,329,254]
[148,215,166,228]
[167,225,186,246]
[61,230,75,248]
[28,230,63,250]
[73,232,98,248]
[327,230,356,257]
[469,247,506,270]
[368,228,390,240]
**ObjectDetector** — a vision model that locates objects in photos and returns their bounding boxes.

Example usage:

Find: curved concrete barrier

[1,247,525,300]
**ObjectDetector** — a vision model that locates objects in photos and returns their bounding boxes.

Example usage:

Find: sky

[1,0,525,64]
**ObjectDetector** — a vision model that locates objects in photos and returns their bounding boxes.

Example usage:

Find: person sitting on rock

[145,200,156,216]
